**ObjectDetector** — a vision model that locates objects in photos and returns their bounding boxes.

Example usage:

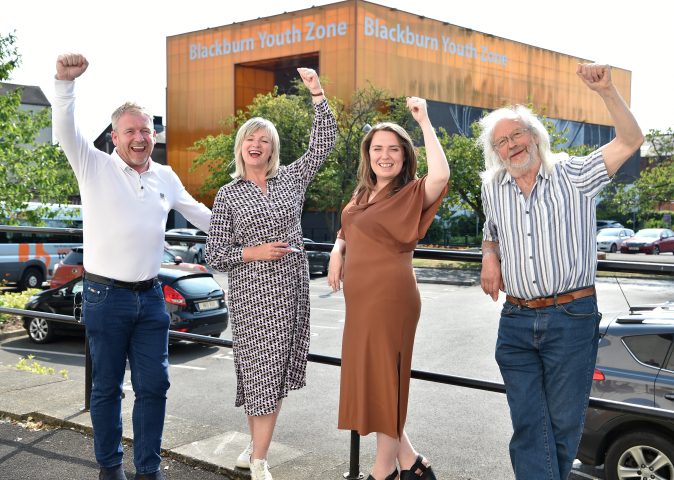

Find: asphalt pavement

[1,261,673,479]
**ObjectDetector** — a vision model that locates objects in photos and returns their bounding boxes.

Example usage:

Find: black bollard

[343,430,364,479]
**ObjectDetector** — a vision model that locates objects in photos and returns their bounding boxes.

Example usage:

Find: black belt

[84,272,158,291]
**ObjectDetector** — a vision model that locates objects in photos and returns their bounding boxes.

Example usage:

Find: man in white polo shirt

[53,53,211,480]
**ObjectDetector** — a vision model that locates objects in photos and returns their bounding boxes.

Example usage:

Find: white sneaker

[235,441,253,469]
[250,458,273,480]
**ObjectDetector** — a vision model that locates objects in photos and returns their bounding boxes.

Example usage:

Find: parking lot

[2,264,673,479]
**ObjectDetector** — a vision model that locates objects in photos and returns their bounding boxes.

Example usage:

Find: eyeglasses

[492,128,529,150]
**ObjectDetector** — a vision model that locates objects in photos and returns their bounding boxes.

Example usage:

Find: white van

[0,202,82,289]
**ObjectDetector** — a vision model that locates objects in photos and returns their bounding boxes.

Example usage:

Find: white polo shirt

[53,80,211,282]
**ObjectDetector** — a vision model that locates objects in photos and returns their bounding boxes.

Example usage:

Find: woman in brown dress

[328,97,449,480]
[206,68,336,480]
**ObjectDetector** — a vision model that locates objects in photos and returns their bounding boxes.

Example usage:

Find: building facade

[167,0,636,205]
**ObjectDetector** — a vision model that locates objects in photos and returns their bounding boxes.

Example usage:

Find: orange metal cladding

[166,0,632,206]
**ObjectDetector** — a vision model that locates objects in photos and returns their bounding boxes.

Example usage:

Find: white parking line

[170,364,206,371]
[311,307,345,313]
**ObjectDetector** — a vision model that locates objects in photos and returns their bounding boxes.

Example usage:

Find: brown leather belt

[506,286,595,309]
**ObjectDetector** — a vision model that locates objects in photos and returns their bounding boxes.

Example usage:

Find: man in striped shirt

[478,64,643,480]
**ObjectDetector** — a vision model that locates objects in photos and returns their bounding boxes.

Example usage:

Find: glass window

[623,334,673,368]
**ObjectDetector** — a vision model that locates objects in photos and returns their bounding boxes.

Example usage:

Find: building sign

[189,14,506,67]
[363,15,507,66]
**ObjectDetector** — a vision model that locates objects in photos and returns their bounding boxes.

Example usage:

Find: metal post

[84,334,92,411]
[343,430,364,479]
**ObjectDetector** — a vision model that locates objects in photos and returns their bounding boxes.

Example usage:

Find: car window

[623,334,673,368]
[63,250,84,265]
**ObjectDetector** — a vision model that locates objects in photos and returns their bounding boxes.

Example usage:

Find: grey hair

[477,105,566,184]
[231,117,281,179]
[111,102,153,130]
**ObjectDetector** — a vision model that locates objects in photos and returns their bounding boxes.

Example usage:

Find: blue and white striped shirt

[482,149,610,299]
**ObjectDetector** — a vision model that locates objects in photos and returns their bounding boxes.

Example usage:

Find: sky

[2,0,672,139]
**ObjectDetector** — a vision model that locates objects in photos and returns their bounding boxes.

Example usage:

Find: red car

[619,228,674,255]
[50,246,207,289]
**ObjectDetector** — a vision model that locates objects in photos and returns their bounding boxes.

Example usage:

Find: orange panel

[167,0,632,205]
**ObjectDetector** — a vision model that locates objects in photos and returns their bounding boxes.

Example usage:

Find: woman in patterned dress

[328,98,449,480]
[205,67,336,480]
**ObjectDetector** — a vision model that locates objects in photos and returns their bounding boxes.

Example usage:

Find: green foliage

[15,354,68,379]
[437,107,599,227]
[0,32,79,224]
[308,84,398,232]
[598,128,674,227]
[0,288,39,322]
[190,87,313,196]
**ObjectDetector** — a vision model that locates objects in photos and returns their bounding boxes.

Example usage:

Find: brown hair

[354,122,418,198]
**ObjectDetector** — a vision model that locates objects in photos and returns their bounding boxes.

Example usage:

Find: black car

[22,268,228,344]
[577,301,674,479]
[303,238,330,275]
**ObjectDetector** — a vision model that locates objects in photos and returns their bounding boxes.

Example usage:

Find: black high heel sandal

[400,455,436,479]
[366,466,399,480]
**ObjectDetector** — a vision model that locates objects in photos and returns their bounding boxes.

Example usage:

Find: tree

[190,87,314,196]
[308,83,397,234]
[190,82,401,238]
[595,128,674,227]
[0,31,78,225]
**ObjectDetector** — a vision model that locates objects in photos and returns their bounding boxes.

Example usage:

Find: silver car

[596,227,634,253]
[166,228,207,264]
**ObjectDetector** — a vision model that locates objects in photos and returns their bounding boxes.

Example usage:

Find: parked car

[577,301,674,479]
[23,267,228,344]
[50,246,207,289]
[303,238,330,276]
[596,227,635,253]
[619,228,674,255]
[165,228,207,264]
[597,219,624,232]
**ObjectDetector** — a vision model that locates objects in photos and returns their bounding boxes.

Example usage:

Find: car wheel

[27,317,55,344]
[610,243,617,253]
[19,268,44,291]
[653,246,660,255]
[604,430,674,480]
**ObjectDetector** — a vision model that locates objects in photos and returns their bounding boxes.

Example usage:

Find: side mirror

[174,255,183,265]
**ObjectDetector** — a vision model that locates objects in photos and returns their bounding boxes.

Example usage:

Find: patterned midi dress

[337,177,447,437]
[206,100,336,416]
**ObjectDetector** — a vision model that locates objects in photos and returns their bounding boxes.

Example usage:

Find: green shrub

[0,289,40,323]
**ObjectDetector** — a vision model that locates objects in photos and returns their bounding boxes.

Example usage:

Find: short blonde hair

[232,117,281,179]
[111,102,153,130]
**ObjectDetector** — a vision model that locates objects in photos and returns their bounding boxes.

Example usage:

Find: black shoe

[99,465,128,480]
[134,470,165,480]
[400,455,436,480]
[367,467,399,480]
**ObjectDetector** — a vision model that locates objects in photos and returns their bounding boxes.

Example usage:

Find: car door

[603,333,673,406]
[662,230,674,253]
[654,335,674,410]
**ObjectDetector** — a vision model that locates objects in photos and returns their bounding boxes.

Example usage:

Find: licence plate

[628,247,639,251]
[196,300,220,311]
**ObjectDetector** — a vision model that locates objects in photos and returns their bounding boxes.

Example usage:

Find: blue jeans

[495,295,600,480]
[83,279,170,474]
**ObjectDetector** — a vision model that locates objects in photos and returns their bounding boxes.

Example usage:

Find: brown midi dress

[337,177,446,438]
